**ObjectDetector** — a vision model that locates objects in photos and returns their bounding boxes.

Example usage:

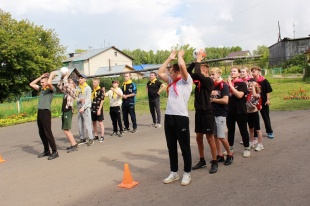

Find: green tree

[0,10,66,102]
[253,45,269,69]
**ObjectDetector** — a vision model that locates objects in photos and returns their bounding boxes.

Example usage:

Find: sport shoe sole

[163,176,179,184]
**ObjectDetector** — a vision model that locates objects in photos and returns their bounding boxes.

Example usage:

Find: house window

[114,51,117,57]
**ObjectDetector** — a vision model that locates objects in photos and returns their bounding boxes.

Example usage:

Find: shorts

[247,111,260,131]
[195,111,214,134]
[214,116,226,138]
[91,110,104,122]
[62,110,73,130]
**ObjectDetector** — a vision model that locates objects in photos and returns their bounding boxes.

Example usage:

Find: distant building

[269,37,310,66]
[63,46,134,76]
[94,65,143,80]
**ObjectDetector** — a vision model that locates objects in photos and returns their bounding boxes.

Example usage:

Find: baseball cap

[78,74,87,79]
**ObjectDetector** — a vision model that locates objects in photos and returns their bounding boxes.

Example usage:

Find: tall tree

[253,45,269,69]
[0,10,66,102]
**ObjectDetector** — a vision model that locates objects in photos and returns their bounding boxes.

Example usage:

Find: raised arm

[157,50,177,84]
[178,50,188,80]
[29,73,48,91]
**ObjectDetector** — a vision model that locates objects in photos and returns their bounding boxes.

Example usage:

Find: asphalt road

[0,109,310,206]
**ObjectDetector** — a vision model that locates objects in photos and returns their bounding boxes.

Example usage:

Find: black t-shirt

[211,82,229,117]
[228,81,248,115]
[147,79,162,99]
[91,90,104,113]
[62,96,72,112]
[188,62,214,112]
[257,79,272,104]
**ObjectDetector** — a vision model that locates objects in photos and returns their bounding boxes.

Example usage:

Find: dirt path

[0,110,309,206]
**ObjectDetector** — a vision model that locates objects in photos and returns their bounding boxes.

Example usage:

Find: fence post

[17,100,20,114]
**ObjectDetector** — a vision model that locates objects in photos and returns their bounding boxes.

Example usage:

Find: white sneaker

[255,143,264,151]
[163,172,179,184]
[240,140,243,144]
[181,172,191,186]
[243,149,251,158]
[249,141,256,148]
[155,123,161,128]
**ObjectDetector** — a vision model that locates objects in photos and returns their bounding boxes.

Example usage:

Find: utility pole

[278,21,281,42]
[293,22,295,38]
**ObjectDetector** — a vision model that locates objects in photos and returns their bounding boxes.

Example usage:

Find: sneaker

[149,123,156,127]
[87,139,94,146]
[192,159,207,170]
[181,172,191,186]
[255,143,264,151]
[99,137,104,142]
[240,140,243,144]
[123,128,130,132]
[110,132,117,136]
[77,139,87,145]
[267,133,274,139]
[223,147,233,156]
[67,144,78,153]
[118,132,123,137]
[38,151,50,158]
[209,160,218,174]
[47,151,59,160]
[155,123,162,128]
[94,136,99,141]
[163,172,179,184]
[243,149,251,158]
[210,155,224,163]
[224,155,234,165]
[249,141,256,148]
[132,128,138,133]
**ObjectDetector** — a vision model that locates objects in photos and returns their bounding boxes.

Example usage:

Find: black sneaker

[110,132,117,136]
[87,139,94,146]
[67,144,78,153]
[132,128,138,133]
[209,160,218,174]
[192,160,207,170]
[94,136,99,141]
[224,155,234,166]
[99,137,104,142]
[78,139,87,145]
[48,151,59,160]
[38,151,51,158]
[123,128,130,132]
[210,155,225,163]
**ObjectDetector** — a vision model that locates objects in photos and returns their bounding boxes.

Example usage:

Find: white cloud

[1,0,309,53]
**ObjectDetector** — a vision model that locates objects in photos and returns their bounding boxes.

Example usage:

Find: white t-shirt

[165,75,193,117]
[105,88,123,107]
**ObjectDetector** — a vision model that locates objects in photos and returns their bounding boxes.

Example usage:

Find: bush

[285,65,303,74]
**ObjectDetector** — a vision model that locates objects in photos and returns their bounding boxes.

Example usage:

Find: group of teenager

[29,49,273,187]
[29,71,138,160]
[158,50,273,186]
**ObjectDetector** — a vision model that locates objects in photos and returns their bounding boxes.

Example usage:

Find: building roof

[269,36,310,48]
[226,50,251,58]
[94,65,134,76]
[133,64,162,71]
[63,46,134,62]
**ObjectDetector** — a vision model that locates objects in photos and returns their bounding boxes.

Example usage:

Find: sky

[1,0,309,54]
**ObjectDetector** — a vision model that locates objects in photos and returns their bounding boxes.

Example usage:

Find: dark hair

[171,63,180,72]
[231,67,241,73]
[150,72,157,76]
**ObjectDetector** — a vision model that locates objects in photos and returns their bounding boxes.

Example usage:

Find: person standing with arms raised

[146,72,166,128]
[157,50,193,186]
[29,72,58,160]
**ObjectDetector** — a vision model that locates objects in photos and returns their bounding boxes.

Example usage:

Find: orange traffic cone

[118,163,139,189]
[0,154,6,163]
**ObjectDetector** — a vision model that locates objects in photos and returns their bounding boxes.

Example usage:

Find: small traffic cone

[0,154,6,163]
[118,163,139,189]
